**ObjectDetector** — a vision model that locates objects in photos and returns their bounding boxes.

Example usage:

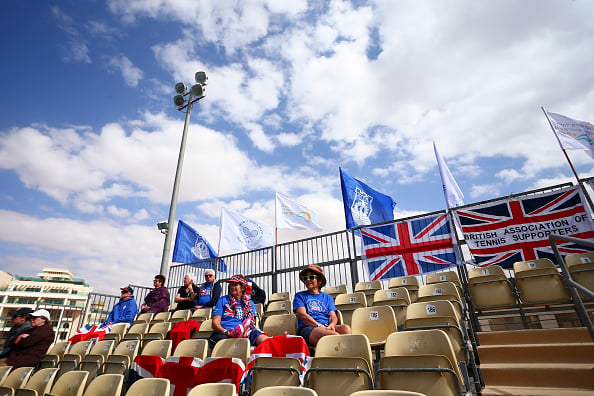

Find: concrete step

[478,327,593,345]
[481,386,594,395]
[478,343,594,364]
[480,363,594,389]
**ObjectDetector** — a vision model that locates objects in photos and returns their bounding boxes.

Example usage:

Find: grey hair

[184,273,196,283]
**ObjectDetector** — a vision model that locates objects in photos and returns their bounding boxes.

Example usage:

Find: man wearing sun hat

[293,264,351,346]
[6,309,55,368]
[103,285,138,326]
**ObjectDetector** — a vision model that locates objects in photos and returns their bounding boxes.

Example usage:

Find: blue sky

[1,0,593,294]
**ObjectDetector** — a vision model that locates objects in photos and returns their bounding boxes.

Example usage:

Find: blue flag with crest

[172,220,226,272]
[339,168,396,230]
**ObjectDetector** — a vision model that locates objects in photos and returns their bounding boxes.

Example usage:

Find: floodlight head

[157,221,168,231]
[174,94,186,107]
[190,83,204,97]
[195,71,207,84]
[174,82,187,94]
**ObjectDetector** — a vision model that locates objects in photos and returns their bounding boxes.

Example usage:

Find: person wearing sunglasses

[174,273,200,312]
[194,269,222,310]
[103,285,138,326]
[140,274,171,313]
[293,264,351,346]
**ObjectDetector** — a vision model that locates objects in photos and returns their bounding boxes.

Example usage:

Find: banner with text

[453,185,594,268]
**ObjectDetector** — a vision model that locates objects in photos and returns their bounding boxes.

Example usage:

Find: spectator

[6,309,55,368]
[141,274,171,313]
[246,277,266,304]
[174,273,199,311]
[209,274,268,348]
[103,285,138,326]
[0,307,32,364]
[194,269,222,309]
[293,264,351,346]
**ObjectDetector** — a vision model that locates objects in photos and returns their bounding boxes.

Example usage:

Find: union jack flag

[454,186,594,268]
[361,212,459,280]
[68,323,111,344]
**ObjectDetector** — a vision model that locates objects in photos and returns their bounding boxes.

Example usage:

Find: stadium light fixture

[159,71,208,276]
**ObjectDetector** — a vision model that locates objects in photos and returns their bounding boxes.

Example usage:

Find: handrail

[548,234,594,342]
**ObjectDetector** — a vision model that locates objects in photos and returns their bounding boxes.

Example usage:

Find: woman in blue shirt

[294,264,351,346]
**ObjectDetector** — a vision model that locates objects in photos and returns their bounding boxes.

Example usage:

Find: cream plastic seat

[140,340,172,359]
[305,334,374,396]
[46,370,88,396]
[355,280,383,306]
[566,252,594,298]
[372,288,411,327]
[351,391,426,396]
[133,312,154,324]
[82,374,123,396]
[417,282,463,318]
[262,313,297,337]
[351,306,398,349]
[0,367,13,386]
[102,339,140,375]
[261,301,292,325]
[37,342,71,369]
[173,339,208,359]
[14,368,59,396]
[57,341,94,373]
[125,378,170,396]
[121,323,150,341]
[388,276,420,302]
[253,386,317,396]
[0,367,34,395]
[150,312,171,324]
[102,323,130,343]
[248,357,302,394]
[78,340,116,383]
[191,308,212,322]
[269,292,292,303]
[323,284,348,300]
[514,259,571,305]
[191,319,213,340]
[170,309,191,324]
[187,382,236,396]
[378,329,463,396]
[211,338,250,365]
[334,292,367,327]
[142,322,172,348]
[467,265,516,310]
[426,270,462,296]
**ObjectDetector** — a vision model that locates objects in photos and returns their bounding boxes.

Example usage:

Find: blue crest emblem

[351,187,373,225]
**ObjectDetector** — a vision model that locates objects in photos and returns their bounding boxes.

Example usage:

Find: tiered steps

[478,327,594,395]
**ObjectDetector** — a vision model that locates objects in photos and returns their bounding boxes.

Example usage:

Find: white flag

[544,109,594,159]
[275,192,323,231]
[434,142,464,208]
[219,208,274,252]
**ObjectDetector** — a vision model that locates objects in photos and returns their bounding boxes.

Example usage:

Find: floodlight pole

[159,92,200,276]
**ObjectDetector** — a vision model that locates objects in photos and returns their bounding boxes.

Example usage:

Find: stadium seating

[0,368,13,387]
[0,367,34,395]
[334,292,367,327]
[261,301,292,325]
[269,292,292,303]
[253,386,317,396]
[351,306,397,350]
[305,334,374,396]
[173,339,208,359]
[351,391,426,396]
[323,284,348,300]
[354,280,383,306]
[417,282,463,318]
[513,259,571,305]
[46,370,88,396]
[102,323,129,342]
[13,367,59,396]
[262,313,298,337]
[372,288,411,327]
[57,341,94,374]
[140,340,172,359]
[82,374,123,396]
[121,323,150,342]
[191,319,213,340]
[102,339,140,375]
[388,276,420,302]
[150,312,171,324]
[565,252,594,298]
[133,313,154,324]
[191,308,211,322]
[78,340,116,383]
[170,309,191,324]
[36,341,71,369]
[125,378,170,396]
[211,338,250,365]
[142,322,172,347]
[426,270,463,295]
[378,329,463,396]
[187,383,236,396]
[248,357,302,394]
[467,265,517,310]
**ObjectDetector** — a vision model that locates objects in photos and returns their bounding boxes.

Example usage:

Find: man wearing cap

[194,269,222,310]
[103,285,138,326]
[293,264,351,346]
[0,307,32,363]
[6,309,55,368]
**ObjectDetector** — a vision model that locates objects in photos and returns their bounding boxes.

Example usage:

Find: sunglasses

[205,274,214,277]
[153,279,160,282]
[301,275,318,281]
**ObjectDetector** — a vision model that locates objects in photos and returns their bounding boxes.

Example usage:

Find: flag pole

[542,106,594,212]
[216,209,223,277]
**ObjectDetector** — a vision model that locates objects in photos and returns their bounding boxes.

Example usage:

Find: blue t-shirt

[213,295,257,330]
[197,282,213,306]
[293,291,336,330]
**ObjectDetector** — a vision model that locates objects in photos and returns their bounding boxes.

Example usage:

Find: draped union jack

[361,213,458,280]
[454,186,594,268]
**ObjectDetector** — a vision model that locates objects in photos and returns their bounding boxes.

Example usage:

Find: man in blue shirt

[103,285,138,326]
[195,269,222,309]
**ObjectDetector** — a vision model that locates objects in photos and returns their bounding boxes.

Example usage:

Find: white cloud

[106,55,144,87]
[51,5,91,63]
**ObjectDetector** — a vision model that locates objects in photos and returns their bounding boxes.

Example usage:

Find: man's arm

[204,281,222,308]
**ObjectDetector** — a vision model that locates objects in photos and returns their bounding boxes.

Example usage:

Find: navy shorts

[297,326,316,344]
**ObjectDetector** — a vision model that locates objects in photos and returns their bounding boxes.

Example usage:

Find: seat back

[372,288,410,326]
[150,312,171,323]
[354,281,383,306]
[265,301,291,312]
[0,367,33,389]
[191,319,213,340]
[187,382,236,396]
[103,340,140,374]
[416,282,462,318]
[122,323,149,340]
[249,357,302,394]
[170,310,191,323]
[514,259,570,304]
[103,323,129,342]
[48,370,88,396]
[23,368,59,395]
[173,339,208,359]
[134,313,154,324]
[334,292,367,326]
[125,378,170,396]
[211,338,250,365]
[315,334,372,369]
[141,340,172,359]
[269,292,292,303]
[351,391,425,396]
[88,340,116,360]
[566,252,594,297]
[426,271,461,288]
[351,306,397,346]
[323,285,348,300]
[145,322,172,339]
[0,367,14,386]
[388,276,420,302]
[191,308,212,321]
[262,313,298,337]
[83,374,123,396]
[467,265,516,309]
[253,386,317,396]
